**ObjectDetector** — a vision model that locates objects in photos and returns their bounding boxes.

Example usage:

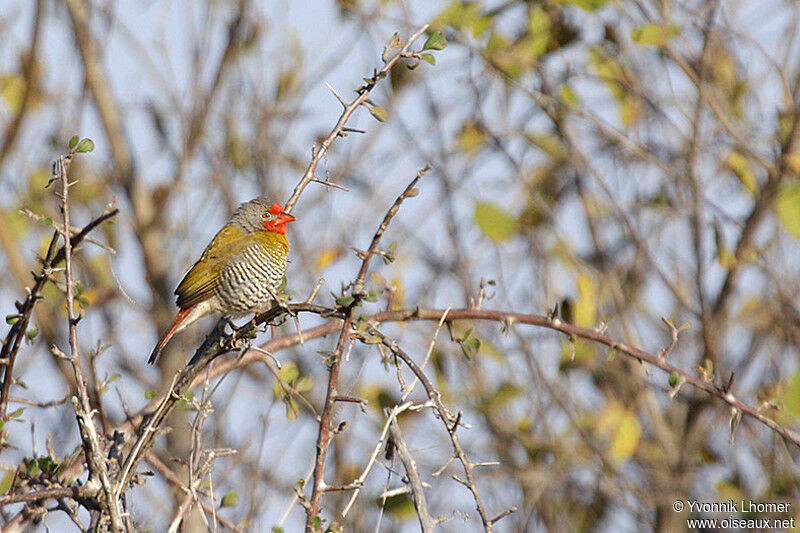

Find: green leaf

[630,24,681,47]
[75,138,95,153]
[336,296,356,308]
[144,390,157,400]
[285,397,300,420]
[42,217,53,227]
[368,106,387,122]
[422,31,447,51]
[0,469,13,494]
[278,363,299,386]
[459,337,480,359]
[68,136,79,150]
[376,492,416,518]
[25,327,38,344]
[294,376,313,393]
[420,53,436,65]
[777,184,800,240]
[73,283,84,297]
[9,407,24,419]
[220,490,238,507]
[668,371,679,387]
[5,314,20,325]
[474,202,516,242]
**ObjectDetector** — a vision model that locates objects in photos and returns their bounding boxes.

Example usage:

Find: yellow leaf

[558,84,580,107]
[776,184,800,240]
[610,410,641,464]
[619,95,641,127]
[457,120,487,154]
[559,338,593,370]
[597,402,640,464]
[630,24,681,47]
[784,370,800,419]
[530,133,567,162]
[723,151,756,194]
[389,276,405,310]
[786,153,800,176]
[314,247,340,271]
[0,74,25,113]
[573,274,597,328]
[474,202,516,242]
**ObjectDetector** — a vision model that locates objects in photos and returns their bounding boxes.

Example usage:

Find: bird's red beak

[276,211,295,224]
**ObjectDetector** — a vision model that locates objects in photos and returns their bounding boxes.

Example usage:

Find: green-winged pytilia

[148,197,295,364]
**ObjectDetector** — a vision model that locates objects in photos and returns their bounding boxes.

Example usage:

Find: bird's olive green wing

[175,224,247,309]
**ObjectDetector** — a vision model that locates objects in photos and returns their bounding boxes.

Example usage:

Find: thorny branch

[306,165,428,527]
[366,326,499,531]
[0,186,118,420]
[282,24,431,214]
[7,301,800,527]
[57,153,125,532]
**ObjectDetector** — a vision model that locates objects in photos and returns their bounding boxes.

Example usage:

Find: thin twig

[367,327,495,531]
[388,414,437,532]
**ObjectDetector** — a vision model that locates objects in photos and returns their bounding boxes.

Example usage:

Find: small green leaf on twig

[5,314,20,325]
[9,408,24,419]
[42,217,53,227]
[144,390,157,400]
[75,138,95,153]
[422,31,447,51]
[336,296,357,308]
[668,371,679,387]
[220,490,238,507]
[420,53,436,65]
[68,136,79,150]
[369,106,388,122]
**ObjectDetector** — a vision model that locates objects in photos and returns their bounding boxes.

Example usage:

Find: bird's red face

[261,203,295,234]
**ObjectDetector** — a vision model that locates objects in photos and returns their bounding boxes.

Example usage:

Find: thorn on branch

[489,506,518,526]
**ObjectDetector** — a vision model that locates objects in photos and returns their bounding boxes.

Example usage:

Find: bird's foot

[229,317,259,344]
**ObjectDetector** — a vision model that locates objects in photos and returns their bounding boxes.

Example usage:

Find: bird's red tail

[148,307,192,364]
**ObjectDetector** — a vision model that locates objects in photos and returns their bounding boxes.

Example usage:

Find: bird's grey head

[230,197,272,232]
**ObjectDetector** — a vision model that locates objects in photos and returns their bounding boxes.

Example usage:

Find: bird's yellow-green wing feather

[175,224,247,309]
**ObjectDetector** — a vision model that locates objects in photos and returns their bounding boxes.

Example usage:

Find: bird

[148,197,295,364]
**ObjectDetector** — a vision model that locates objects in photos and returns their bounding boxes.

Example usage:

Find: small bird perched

[148,197,295,364]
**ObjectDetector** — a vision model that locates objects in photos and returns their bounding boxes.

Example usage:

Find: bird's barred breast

[215,241,287,316]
